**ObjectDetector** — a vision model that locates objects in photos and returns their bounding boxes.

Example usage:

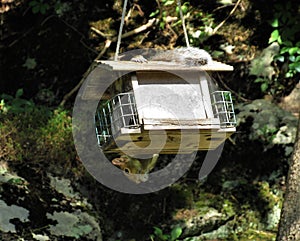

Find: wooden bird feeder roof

[96,60,234,72]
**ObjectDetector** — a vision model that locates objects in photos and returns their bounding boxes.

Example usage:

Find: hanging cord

[114,0,129,61]
[177,0,190,47]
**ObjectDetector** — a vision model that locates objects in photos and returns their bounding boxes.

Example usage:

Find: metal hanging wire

[114,0,129,61]
[114,0,190,61]
[177,0,190,47]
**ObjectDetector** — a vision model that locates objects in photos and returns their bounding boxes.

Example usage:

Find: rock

[236,99,298,149]
[0,161,102,240]
[279,82,300,117]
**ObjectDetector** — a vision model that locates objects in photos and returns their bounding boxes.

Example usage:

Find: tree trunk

[276,115,300,241]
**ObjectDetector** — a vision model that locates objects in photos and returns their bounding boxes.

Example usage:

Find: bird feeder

[82,60,236,155]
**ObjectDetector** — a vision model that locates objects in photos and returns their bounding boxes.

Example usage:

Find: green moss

[37,108,75,163]
[221,199,235,217]
[0,103,76,167]
[236,228,276,241]
[170,183,195,208]
[195,192,222,210]
[257,181,280,210]
[0,121,22,161]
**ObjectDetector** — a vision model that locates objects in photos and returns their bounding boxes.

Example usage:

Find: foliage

[149,0,215,45]
[22,57,37,70]
[54,1,71,17]
[29,0,50,14]
[0,89,35,114]
[249,43,280,93]
[189,11,215,45]
[269,2,300,78]
[248,2,300,95]
[149,0,179,30]
[0,91,75,165]
[29,0,70,16]
[150,226,182,241]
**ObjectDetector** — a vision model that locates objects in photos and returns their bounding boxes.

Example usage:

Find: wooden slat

[142,118,220,130]
[96,60,234,71]
[101,128,235,155]
[199,72,214,118]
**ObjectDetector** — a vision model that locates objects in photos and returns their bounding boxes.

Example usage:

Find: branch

[59,18,156,106]
[113,18,156,40]
[212,0,242,35]
[90,27,114,38]
[216,72,251,102]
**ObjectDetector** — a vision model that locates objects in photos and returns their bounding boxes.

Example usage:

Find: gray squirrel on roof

[129,47,213,66]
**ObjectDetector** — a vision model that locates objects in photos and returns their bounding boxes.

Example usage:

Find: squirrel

[130,47,212,66]
[112,154,159,183]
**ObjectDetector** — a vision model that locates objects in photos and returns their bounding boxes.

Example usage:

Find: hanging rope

[177,0,190,47]
[114,0,129,61]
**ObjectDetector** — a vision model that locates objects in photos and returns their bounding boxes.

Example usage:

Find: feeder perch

[83,60,236,155]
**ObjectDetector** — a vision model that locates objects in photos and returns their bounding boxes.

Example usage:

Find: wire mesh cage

[95,92,140,146]
[95,90,236,151]
[211,91,236,128]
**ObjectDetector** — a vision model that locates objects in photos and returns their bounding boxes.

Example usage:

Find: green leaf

[269,30,279,43]
[22,57,37,69]
[282,14,288,24]
[289,55,295,62]
[40,6,46,14]
[32,5,40,13]
[171,227,182,241]
[275,55,285,62]
[41,4,49,14]
[154,227,163,237]
[159,21,165,29]
[289,62,300,72]
[8,178,24,185]
[164,0,174,6]
[271,18,279,27]
[277,35,282,45]
[162,234,169,240]
[261,82,268,92]
[280,46,290,54]
[29,1,38,7]
[295,64,300,73]
[181,4,188,14]
[1,93,13,101]
[288,47,299,55]
[254,77,264,83]
[282,41,293,47]
[15,89,24,98]
[150,9,159,17]
[285,71,293,78]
